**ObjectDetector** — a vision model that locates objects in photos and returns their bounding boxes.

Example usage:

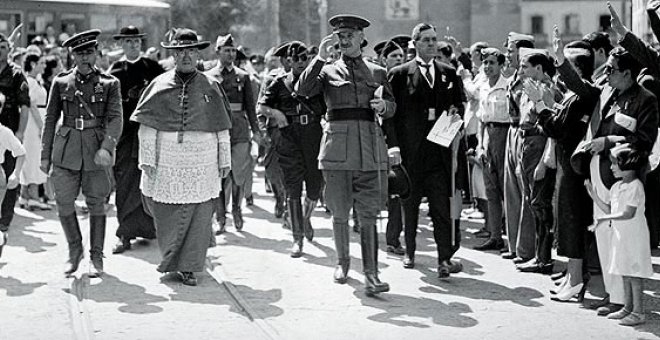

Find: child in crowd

[586,144,653,326]
[0,92,27,258]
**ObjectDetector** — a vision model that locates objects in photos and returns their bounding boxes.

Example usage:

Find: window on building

[0,11,22,40]
[565,14,580,35]
[531,15,544,34]
[600,15,611,32]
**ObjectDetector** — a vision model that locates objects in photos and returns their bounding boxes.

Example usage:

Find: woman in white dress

[19,53,50,210]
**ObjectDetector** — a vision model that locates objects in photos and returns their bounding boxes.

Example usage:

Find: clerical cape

[131,69,232,132]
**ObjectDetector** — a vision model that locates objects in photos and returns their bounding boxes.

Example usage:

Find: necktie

[420,63,433,87]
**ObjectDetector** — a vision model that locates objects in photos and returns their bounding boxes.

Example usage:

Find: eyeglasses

[604,65,623,75]
[289,54,308,63]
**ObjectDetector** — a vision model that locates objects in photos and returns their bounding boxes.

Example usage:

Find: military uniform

[295,14,395,296]
[41,30,123,277]
[206,34,260,231]
[0,61,29,231]
[259,41,326,256]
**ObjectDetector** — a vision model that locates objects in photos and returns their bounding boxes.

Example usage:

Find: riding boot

[215,190,227,235]
[60,213,83,276]
[232,183,244,231]
[361,224,390,296]
[89,215,106,277]
[289,198,304,258]
[272,184,286,218]
[302,197,317,241]
[332,222,350,284]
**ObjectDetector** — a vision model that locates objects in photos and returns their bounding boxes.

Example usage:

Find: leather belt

[484,122,512,129]
[326,108,374,122]
[520,128,543,138]
[229,102,243,111]
[286,114,319,125]
[63,117,103,130]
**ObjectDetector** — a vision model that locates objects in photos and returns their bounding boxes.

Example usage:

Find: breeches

[51,166,112,216]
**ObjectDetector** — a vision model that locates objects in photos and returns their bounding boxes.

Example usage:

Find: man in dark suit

[385,23,466,278]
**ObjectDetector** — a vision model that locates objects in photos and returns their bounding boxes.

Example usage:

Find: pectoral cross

[178,84,188,107]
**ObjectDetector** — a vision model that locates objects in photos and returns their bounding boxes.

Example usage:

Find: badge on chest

[427,108,436,121]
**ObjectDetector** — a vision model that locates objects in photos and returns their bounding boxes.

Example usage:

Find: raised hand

[522,78,543,102]
[648,0,660,12]
[552,25,565,65]
[8,23,22,48]
[608,1,628,37]
[318,34,337,61]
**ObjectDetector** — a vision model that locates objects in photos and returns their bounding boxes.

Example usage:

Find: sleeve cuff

[218,129,231,169]
[388,147,400,156]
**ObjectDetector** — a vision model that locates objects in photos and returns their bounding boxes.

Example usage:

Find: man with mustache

[296,14,395,296]
[41,29,123,277]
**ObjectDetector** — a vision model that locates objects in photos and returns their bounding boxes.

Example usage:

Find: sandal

[619,312,646,326]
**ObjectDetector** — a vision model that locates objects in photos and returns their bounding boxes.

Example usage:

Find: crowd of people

[0,0,658,326]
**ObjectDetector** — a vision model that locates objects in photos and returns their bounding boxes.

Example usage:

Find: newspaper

[426,111,463,147]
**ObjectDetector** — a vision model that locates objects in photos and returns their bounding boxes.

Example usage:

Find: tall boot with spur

[89,215,106,277]
[361,224,390,296]
[289,198,304,258]
[61,213,83,276]
[302,197,317,241]
[332,222,350,284]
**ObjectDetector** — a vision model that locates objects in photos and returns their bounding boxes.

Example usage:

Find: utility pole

[271,0,281,47]
[318,0,328,38]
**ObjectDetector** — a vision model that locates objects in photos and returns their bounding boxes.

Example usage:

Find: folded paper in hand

[427,111,463,147]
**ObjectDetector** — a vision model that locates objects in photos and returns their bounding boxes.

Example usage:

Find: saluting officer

[206,34,262,232]
[41,30,123,277]
[258,41,326,258]
[295,15,395,296]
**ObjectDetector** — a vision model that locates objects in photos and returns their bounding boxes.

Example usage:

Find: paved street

[1,166,660,340]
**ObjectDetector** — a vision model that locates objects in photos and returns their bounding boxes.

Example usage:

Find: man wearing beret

[108,25,165,254]
[41,29,123,277]
[385,23,467,278]
[296,14,395,296]
[206,34,263,233]
[0,32,30,248]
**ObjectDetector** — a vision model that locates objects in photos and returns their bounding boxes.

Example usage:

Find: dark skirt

[555,151,593,259]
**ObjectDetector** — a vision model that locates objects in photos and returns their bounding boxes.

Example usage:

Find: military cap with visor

[63,29,101,52]
[329,14,371,32]
[381,40,402,58]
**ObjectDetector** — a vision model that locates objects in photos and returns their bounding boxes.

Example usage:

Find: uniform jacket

[0,62,30,133]
[295,55,395,171]
[384,59,465,194]
[205,65,259,144]
[41,67,123,171]
[259,71,326,117]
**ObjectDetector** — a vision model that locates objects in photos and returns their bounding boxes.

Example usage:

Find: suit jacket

[384,59,465,194]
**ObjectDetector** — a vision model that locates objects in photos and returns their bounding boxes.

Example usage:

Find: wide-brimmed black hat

[63,29,101,52]
[161,28,210,50]
[113,25,146,40]
[388,164,412,200]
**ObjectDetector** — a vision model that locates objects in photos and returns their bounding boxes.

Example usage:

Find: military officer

[206,34,262,232]
[258,41,326,258]
[296,14,395,296]
[41,30,123,277]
